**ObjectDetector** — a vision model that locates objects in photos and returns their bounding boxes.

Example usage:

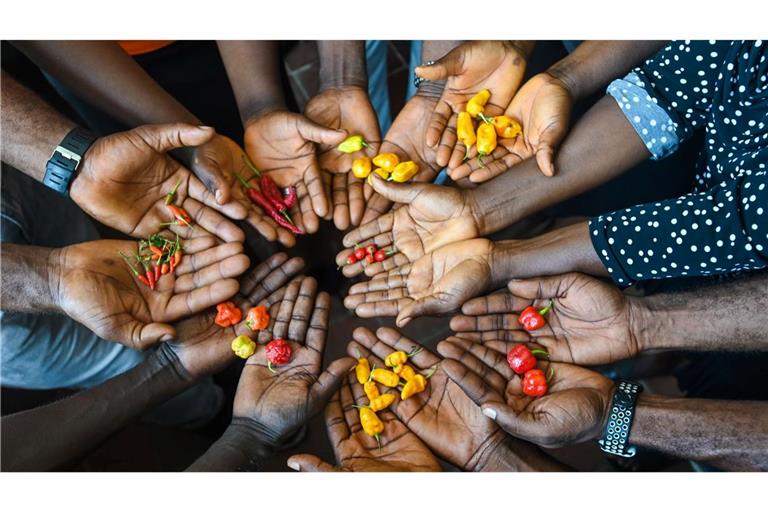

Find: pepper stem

[464,145,470,161]
[546,366,555,383]
[478,112,493,125]
[235,172,253,190]
[407,347,423,358]
[119,251,141,276]
[531,348,550,359]
[164,178,182,205]
[242,154,262,178]
[538,300,554,316]
[478,154,486,168]
[423,364,439,379]
[268,361,277,374]
[374,433,381,451]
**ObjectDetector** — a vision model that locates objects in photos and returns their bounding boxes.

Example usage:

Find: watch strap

[43,127,97,196]
[598,379,643,458]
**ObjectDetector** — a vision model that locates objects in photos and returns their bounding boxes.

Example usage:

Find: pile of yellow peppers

[338,135,419,184]
[354,348,436,447]
[457,89,523,165]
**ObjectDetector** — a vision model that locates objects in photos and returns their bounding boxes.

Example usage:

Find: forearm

[476,436,570,471]
[470,96,651,236]
[12,41,199,126]
[632,273,768,353]
[216,41,286,123]
[0,244,61,313]
[186,419,274,471]
[548,40,668,101]
[490,222,608,283]
[317,40,367,90]
[0,71,77,181]
[629,394,768,471]
[0,345,191,471]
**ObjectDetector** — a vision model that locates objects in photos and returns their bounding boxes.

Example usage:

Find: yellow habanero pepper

[491,115,522,139]
[371,368,400,387]
[385,347,423,370]
[457,112,476,160]
[352,156,372,179]
[231,335,256,359]
[338,134,369,154]
[359,407,384,444]
[401,374,428,400]
[355,357,371,385]
[476,122,497,167]
[364,380,380,401]
[372,153,400,169]
[466,89,491,118]
[369,393,396,412]
[389,161,419,183]
[367,167,391,186]
[398,364,417,381]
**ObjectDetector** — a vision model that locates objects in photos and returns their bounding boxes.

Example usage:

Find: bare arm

[316,40,367,91]
[0,244,60,314]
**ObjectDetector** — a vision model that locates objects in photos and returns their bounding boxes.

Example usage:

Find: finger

[483,339,548,359]
[426,99,453,149]
[239,252,287,295]
[396,292,458,328]
[332,173,350,230]
[359,192,392,225]
[286,454,339,472]
[245,256,305,305]
[309,357,358,414]
[461,293,532,315]
[177,197,245,243]
[368,173,431,205]
[324,389,350,449]
[272,278,302,339]
[375,326,441,368]
[448,313,521,333]
[134,123,215,153]
[174,234,216,255]
[166,279,240,318]
[480,401,539,441]
[353,297,412,318]
[175,242,246,276]
[341,212,394,248]
[259,300,285,345]
[347,327,386,368]
[321,171,334,221]
[305,291,331,356]
[243,208,279,243]
[295,116,347,146]
[440,358,506,407]
[347,174,365,227]
[296,181,319,234]
[304,163,329,220]
[414,49,463,81]
[363,251,409,278]
[468,150,524,184]
[187,173,247,220]
[346,289,409,308]
[348,273,407,294]
[437,337,514,383]
[288,277,318,344]
[435,111,458,166]
[507,275,574,302]
[133,321,176,349]
[174,253,251,293]
[458,330,531,343]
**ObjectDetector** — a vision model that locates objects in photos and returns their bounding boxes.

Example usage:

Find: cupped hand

[304,86,381,230]
[54,236,249,351]
[346,327,508,471]
[415,41,529,153]
[286,371,441,472]
[450,273,639,365]
[243,110,347,232]
[169,252,305,381]
[438,336,614,448]
[336,174,482,278]
[360,95,445,225]
[231,276,356,446]
[71,123,246,242]
[344,238,495,327]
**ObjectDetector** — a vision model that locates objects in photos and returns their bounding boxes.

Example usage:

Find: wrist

[474,435,567,471]
[627,296,657,354]
[149,343,196,388]
[547,60,582,101]
[317,41,368,91]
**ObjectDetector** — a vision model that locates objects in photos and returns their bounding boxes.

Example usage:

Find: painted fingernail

[287,460,300,471]
[482,408,497,420]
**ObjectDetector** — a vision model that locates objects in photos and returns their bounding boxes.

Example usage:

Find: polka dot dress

[590,40,767,286]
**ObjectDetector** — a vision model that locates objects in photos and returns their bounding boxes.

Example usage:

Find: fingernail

[482,408,497,420]
[287,460,300,471]
[198,125,213,130]
[160,333,173,342]
[215,190,223,203]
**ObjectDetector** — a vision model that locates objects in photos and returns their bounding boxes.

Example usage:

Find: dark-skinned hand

[286,371,441,472]
[346,327,510,471]
[304,85,381,230]
[70,123,247,243]
[438,336,615,448]
[337,174,483,278]
[344,238,495,327]
[231,276,356,447]
[450,272,639,365]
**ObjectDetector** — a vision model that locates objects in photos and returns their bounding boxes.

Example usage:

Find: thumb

[396,294,451,328]
[507,274,570,301]
[296,116,347,146]
[192,157,231,204]
[134,123,216,154]
[287,454,339,472]
[481,401,536,439]
[370,173,429,204]
[134,322,176,351]
[414,48,463,81]
[310,357,357,408]
[534,143,556,177]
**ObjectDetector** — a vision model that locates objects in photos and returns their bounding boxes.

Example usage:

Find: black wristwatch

[598,379,643,458]
[43,127,98,196]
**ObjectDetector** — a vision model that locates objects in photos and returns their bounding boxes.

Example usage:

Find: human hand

[304,86,380,230]
[346,327,509,471]
[336,174,482,278]
[450,273,639,365]
[449,72,572,182]
[415,41,529,153]
[345,238,495,327]
[360,95,445,224]
[71,123,246,242]
[286,371,441,472]
[438,336,614,448]
[169,252,305,381]
[243,110,347,233]
[53,236,249,351]
[231,276,356,446]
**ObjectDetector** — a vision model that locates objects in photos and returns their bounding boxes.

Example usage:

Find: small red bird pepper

[265,338,292,372]
[518,300,553,332]
[521,368,549,397]
[506,344,550,374]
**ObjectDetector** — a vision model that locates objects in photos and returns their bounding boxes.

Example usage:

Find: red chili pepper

[518,300,553,332]
[366,244,378,255]
[236,173,304,235]
[139,258,156,290]
[167,204,192,227]
[120,251,151,288]
[149,245,164,259]
[506,344,550,375]
[173,250,182,267]
[265,338,292,372]
[153,263,161,282]
[354,246,367,261]
[260,174,288,211]
[347,254,358,265]
[161,262,170,275]
[215,302,242,328]
[282,186,297,208]
[165,179,182,205]
[521,368,549,397]
[374,249,395,262]
[365,253,375,264]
